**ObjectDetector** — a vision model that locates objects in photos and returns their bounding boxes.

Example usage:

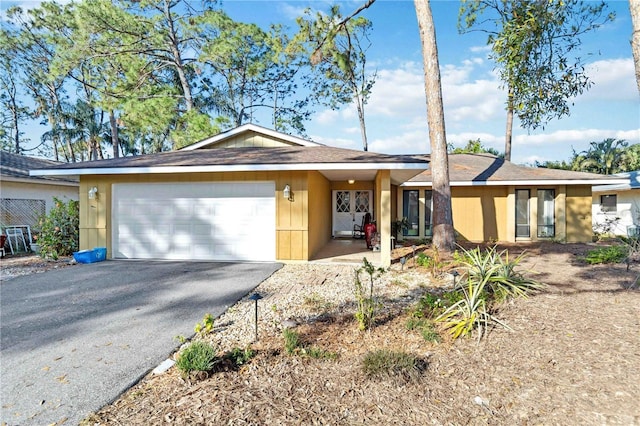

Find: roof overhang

[31,163,427,186]
[592,183,638,192]
[401,178,630,187]
[1,175,79,187]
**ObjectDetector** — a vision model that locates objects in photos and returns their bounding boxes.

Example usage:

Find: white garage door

[112,182,275,261]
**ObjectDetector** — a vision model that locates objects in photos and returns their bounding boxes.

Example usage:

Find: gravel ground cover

[2,243,639,425]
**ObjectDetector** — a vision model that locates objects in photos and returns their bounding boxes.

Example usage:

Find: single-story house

[30,124,428,266]
[592,171,640,236]
[1,151,79,243]
[30,126,627,265]
[400,154,627,243]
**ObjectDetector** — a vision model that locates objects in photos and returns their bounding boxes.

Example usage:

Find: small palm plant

[462,245,545,301]
[436,273,510,340]
[436,245,544,340]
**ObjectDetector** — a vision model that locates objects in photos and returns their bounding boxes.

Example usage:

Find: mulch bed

[5,244,640,425]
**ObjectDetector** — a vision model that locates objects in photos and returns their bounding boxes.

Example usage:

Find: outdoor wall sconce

[283,184,293,201]
[348,179,355,184]
[88,186,98,200]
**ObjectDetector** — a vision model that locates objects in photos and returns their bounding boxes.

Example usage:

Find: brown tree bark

[109,110,119,158]
[631,0,640,95]
[413,0,456,252]
[504,86,514,161]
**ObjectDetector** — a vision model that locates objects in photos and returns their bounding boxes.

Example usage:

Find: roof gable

[180,124,322,150]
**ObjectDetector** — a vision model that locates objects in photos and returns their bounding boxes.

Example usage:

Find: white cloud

[470,45,491,54]
[509,128,640,164]
[368,129,429,154]
[315,109,341,125]
[580,58,637,101]
[366,62,426,117]
[514,128,640,148]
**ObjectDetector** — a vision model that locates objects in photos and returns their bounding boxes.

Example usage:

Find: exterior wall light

[283,184,292,201]
[348,179,355,184]
[88,186,98,200]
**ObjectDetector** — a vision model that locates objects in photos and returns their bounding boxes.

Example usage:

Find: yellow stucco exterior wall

[396,184,594,244]
[566,185,593,242]
[79,171,321,262]
[307,171,332,260]
[451,186,508,242]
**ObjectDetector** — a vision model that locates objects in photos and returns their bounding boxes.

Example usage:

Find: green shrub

[584,244,629,264]
[38,198,79,260]
[361,349,424,380]
[435,276,498,340]
[175,341,218,377]
[435,245,543,340]
[420,323,441,343]
[305,346,338,360]
[282,328,337,359]
[354,258,386,331]
[283,328,302,355]
[415,252,431,267]
[194,313,215,335]
[460,245,544,301]
[225,346,256,367]
[405,318,441,343]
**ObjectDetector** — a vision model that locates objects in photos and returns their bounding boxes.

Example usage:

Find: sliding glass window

[537,189,555,238]
[515,189,530,238]
[424,190,433,237]
[403,190,419,236]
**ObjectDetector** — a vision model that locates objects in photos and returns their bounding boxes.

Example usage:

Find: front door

[332,190,372,237]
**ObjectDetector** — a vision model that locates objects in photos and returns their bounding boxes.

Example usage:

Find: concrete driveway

[0,260,281,425]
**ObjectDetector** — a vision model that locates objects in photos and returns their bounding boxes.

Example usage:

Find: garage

[112,182,276,261]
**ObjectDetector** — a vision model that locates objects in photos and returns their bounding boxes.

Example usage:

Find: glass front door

[332,190,372,237]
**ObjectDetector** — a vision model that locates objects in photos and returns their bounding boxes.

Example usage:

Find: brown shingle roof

[31,146,428,171]
[408,153,619,184]
[0,151,78,184]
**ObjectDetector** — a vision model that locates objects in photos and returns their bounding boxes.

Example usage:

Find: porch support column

[376,170,391,267]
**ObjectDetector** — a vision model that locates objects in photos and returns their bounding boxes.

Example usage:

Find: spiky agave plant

[435,274,510,341]
[457,245,545,301]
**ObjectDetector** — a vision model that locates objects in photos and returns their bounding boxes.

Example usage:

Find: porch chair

[5,227,28,255]
[353,212,371,239]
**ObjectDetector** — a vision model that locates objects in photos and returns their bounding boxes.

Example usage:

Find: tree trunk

[631,0,640,95]
[109,110,119,158]
[164,0,193,111]
[414,0,455,252]
[11,101,20,154]
[504,86,514,161]
[356,99,368,151]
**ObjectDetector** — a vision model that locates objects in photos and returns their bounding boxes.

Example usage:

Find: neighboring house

[31,124,428,266]
[592,171,640,237]
[1,151,79,240]
[400,154,627,243]
[30,126,625,266]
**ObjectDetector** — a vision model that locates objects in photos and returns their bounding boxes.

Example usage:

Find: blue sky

[226,0,639,164]
[4,0,639,165]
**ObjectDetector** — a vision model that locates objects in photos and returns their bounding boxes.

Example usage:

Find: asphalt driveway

[0,260,281,425]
